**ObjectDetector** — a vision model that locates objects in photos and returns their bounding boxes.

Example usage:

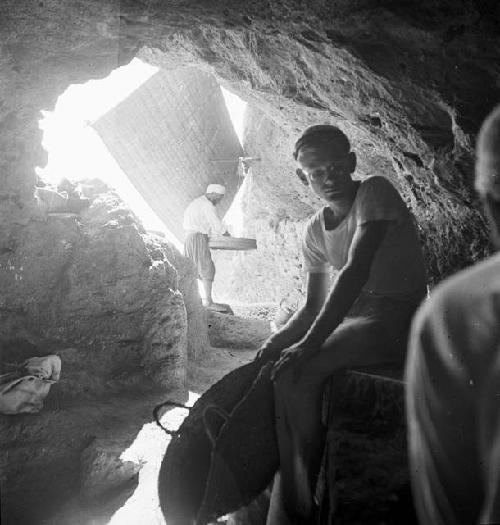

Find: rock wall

[0,185,213,525]
[216,104,491,303]
[214,217,306,306]
[214,109,314,304]
[0,185,208,398]
[152,235,210,362]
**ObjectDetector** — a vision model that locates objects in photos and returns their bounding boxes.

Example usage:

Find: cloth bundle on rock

[35,186,91,214]
[0,355,61,415]
[157,360,278,525]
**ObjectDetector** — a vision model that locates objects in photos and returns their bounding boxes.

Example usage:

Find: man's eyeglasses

[297,160,349,182]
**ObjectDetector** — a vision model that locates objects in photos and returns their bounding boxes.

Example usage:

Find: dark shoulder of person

[362,175,399,192]
[362,175,408,209]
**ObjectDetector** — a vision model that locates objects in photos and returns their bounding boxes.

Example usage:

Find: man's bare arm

[258,272,329,358]
[301,220,389,348]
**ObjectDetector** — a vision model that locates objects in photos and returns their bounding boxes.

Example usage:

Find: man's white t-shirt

[183,195,225,235]
[302,176,426,299]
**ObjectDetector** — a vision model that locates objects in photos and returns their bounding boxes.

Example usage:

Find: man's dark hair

[293,125,351,160]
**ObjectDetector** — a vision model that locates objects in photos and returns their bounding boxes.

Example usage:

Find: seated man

[406,105,500,525]
[183,183,229,311]
[257,125,427,523]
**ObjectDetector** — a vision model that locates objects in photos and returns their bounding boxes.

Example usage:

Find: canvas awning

[93,67,244,243]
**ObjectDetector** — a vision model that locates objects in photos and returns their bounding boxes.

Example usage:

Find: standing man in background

[183,183,229,311]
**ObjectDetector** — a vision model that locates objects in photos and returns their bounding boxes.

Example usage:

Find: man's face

[206,192,224,205]
[297,145,354,203]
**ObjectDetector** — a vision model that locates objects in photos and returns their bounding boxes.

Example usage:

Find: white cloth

[24,355,61,381]
[206,184,225,195]
[0,355,61,414]
[183,195,225,235]
[35,187,69,213]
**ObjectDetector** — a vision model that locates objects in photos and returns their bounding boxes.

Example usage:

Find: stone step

[323,366,406,426]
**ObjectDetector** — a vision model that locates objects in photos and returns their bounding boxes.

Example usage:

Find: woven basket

[208,236,257,251]
[158,359,275,525]
[196,363,278,524]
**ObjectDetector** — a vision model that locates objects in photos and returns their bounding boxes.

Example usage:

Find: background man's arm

[205,203,227,235]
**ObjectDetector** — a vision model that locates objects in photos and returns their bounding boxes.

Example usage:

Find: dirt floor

[0,304,273,525]
[189,303,273,393]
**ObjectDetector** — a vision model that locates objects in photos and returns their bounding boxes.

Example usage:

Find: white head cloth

[206,184,226,195]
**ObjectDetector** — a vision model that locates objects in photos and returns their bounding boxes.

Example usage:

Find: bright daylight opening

[220,87,246,147]
[220,87,248,237]
[37,59,248,252]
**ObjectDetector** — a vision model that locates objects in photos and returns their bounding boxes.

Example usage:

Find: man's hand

[255,341,283,363]
[271,344,319,382]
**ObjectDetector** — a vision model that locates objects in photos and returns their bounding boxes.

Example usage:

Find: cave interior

[1,1,499,524]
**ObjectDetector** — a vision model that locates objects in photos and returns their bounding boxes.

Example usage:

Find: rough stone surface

[0,184,205,525]
[79,437,141,501]
[0,185,191,397]
[318,371,414,524]
[0,392,170,525]
[150,234,210,362]
[214,217,306,305]
[216,105,490,302]
[207,310,270,350]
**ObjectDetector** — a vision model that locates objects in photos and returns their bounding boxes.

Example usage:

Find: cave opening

[34,57,255,312]
[35,57,249,255]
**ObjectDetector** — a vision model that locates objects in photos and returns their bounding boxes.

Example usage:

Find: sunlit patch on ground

[107,392,200,525]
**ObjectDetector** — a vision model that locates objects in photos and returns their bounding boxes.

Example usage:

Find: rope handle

[153,400,191,436]
[202,405,230,447]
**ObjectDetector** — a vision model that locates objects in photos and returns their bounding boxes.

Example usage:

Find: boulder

[0,185,190,398]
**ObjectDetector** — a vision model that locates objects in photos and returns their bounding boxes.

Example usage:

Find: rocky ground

[0,305,272,525]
